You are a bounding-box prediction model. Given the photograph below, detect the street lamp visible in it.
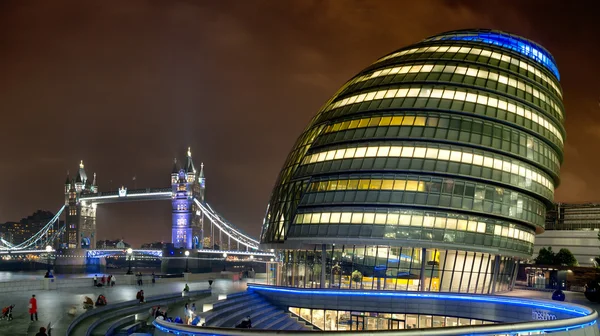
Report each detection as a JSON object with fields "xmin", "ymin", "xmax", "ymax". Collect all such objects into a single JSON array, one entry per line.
[
  {"xmin": 45, "ymin": 245, "xmax": 52, "ymax": 276},
  {"xmin": 222, "ymin": 252, "xmax": 228, "ymax": 272},
  {"xmin": 184, "ymin": 250, "xmax": 190, "ymax": 273},
  {"xmin": 126, "ymin": 248, "xmax": 133, "ymax": 274}
]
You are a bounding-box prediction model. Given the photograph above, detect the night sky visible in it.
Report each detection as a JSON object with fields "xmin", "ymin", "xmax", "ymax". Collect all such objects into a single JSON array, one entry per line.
[{"xmin": 1, "ymin": 1, "xmax": 599, "ymax": 247}]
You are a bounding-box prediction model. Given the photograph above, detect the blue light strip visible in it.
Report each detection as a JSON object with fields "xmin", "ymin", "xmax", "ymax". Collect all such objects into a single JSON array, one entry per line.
[
  {"xmin": 248, "ymin": 285, "xmax": 591, "ymax": 316},
  {"xmin": 432, "ymin": 32, "xmax": 560, "ymax": 80},
  {"xmin": 153, "ymin": 317, "xmax": 597, "ymax": 336}
]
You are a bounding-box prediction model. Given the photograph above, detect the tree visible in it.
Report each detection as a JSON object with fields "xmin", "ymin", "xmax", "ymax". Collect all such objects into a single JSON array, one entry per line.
[
  {"xmin": 534, "ymin": 247, "xmax": 556, "ymax": 265},
  {"xmin": 534, "ymin": 247, "xmax": 578, "ymax": 266},
  {"xmin": 555, "ymin": 248, "xmax": 578, "ymax": 266}
]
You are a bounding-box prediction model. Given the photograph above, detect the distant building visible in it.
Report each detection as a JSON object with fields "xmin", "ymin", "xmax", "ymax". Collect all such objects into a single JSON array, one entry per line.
[
  {"xmin": 534, "ymin": 203, "xmax": 600, "ymax": 267},
  {"xmin": 96, "ymin": 239, "xmax": 130, "ymax": 249},
  {"xmin": 141, "ymin": 241, "xmax": 166, "ymax": 249},
  {"xmin": 0, "ymin": 210, "xmax": 64, "ymax": 246}
]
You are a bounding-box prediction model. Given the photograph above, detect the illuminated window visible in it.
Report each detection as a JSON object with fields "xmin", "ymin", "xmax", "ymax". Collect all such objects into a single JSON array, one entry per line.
[
  {"xmin": 374, "ymin": 45, "xmax": 562, "ymax": 98},
  {"xmin": 294, "ymin": 210, "xmax": 533, "ymax": 244},
  {"xmin": 325, "ymin": 87, "xmax": 563, "ymax": 143},
  {"xmin": 303, "ymin": 145, "xmax": 553, "ymax": 192}
]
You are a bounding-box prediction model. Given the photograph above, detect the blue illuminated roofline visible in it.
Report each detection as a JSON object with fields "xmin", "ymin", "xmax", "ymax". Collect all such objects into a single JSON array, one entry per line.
[
  {"xmin": 248, "ymin": 285, "xmax": 591, "ymax": 316},
  {"xmin": 424, "ymin": 30, "xmax": 560, "ymax": 80}
]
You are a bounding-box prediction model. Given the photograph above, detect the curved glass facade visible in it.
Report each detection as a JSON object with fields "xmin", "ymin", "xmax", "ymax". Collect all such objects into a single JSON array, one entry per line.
[{"xmin": 261, "ymin": 29, "xmax": 564, "ymax": 294}]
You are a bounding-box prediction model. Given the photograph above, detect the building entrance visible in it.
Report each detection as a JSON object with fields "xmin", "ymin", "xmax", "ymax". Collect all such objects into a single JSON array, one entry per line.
[{"xmin": 351, "ymin": 315, "xmax": 365, "ymax": 330}]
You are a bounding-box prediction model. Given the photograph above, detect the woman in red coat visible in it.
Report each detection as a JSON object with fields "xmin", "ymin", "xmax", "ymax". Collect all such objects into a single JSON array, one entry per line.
[{"xmin": 29, "ymin": 294, "xmax": 38, "ymax": 321}]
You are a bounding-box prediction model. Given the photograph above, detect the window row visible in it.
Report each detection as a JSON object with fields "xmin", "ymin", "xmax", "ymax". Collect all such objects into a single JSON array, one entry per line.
[
  {"xmin": 317, "ymin": 90, "xmax": 562, "ymax": 150},
  {"xmin": 280, "ymin": 246, "xmax": 517, "ymax": 294},
  {"xmin": 319, "ymin": 113, "xmax": 560, "ymax": 169},
  {"xmin": 375, "ymin": 44, "xmax": 561, "ymax": 98},
  {"xmin": 425, "ymin": 32, "xmax": 560, "ymax": 80},
  {"xmin": 300, "ymin": 190, "xmax": 545, "ymax": 227},
  {"xmin": 289, "ymin": 307, "xmax": 493, "ymax": 331},
  {"xmin": 307, "ymin": 176, "xmax": 550, "ymax": 204},
  {"xmin": 298, "ymin": 157, "xmax": 553, "ymax": 204},
  {"xmin": 350, "ymin": 63, "xmax": 562, "ymax": 121},
  {"xmin": 302, "ymin": 145, "xmax": 553, "ymax": 192},
  {"xmin": 325, "ymin": 86, "xmax": 563, "ymax": 143},
  {"xmin": 294, "ymin": 210, "xmax": 534, "ymax": 243}
]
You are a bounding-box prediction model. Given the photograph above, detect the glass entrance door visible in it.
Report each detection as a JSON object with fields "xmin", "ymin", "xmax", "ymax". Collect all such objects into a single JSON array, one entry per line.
[
  {"xmin": 389, "ymin": 319, "xmax": 404, "ymax": 329},
  {"xmin": 351, "ymin": 315, "xmax": 365, "ymax": 330}
]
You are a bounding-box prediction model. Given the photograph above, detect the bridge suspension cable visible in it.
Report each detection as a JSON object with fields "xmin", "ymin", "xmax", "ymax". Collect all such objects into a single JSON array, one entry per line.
[
  {"xmin": 0, "ymin": 205, "xmax": 66, "ymax": 250},
  {"xmin": 194, "ymin": 198, "xmax": 259, "ymax": 250}
]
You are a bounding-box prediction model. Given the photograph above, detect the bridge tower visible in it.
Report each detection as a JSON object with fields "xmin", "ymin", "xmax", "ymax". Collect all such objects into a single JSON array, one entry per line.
[
  {"xmin": 64, "ymin": 161, "xmax": 98, "ymax": 249},
  {"xmin": 171, "ymin": 148, "xmax": 205, "ymax": 249}
]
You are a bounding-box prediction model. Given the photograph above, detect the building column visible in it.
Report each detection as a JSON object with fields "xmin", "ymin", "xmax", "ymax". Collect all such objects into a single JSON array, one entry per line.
[
  {"xmin": 320, "ymin": 244, "xmax": 326, "ymax": 288},
  {"xmin": 509, "ymin": 259, "xmax": 519, "ymax": 290},
  {"xmin": 419, "ymin": 248, "xmax": 427, "ymax": 291},
  {"xmin": 490, "ymin": 255, "xmax": 501, "ymax": 294}
]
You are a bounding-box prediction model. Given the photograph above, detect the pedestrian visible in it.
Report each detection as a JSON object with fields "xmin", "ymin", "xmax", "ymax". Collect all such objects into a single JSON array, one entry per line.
[
  {"xmin": 101, "ymin": 275, "xmax": 106, "ymax": 286},
  {"xmin": 35, "ymin": 326, "xmax": 47, "ymax": 336},
  {"xmin": 139, "ymin": 272, "xmax": 143, "ymax": 286},
  {"xmin": 139, "ymin": 290, "xmax": 145, "ymax": 303},
  {"xmin": 191, "ymin": 303, "xmax": 196, "ymax": 314},
  {"xmin": 107, "ymin": 275, "xmax": 112, "ymax": 286},
  {"xmin": 29, "ymin": 294, "xmax": 38, "ymax": 322},
  {"xmin": 111, "ymin": 275, "xmax": 116, "ymax": 287},
  {"xmin": 152, "ymin": 272, "xmax": 156, "ymax": 285},
  {"xmin": 93, "ymin": 274, "xmax": 97, "ymax": 286}
]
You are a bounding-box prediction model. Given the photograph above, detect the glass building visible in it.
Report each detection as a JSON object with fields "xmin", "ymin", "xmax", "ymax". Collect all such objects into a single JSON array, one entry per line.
[{"xmin": 261, "ymin": 29, "xmax": 565, "ymax": 294}]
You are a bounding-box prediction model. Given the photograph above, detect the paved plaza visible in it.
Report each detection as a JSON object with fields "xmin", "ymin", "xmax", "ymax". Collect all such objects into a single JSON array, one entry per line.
[
  {"xmin": 0, "ymin": 276, "xmax": 599, "ymax": 336},
  {"xmin": 0, "ymin": 277, "xmax": 249, "ymax": 335}
]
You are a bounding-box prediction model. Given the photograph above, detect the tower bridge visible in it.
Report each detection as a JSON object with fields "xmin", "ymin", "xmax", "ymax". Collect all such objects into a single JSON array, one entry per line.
[{"xmin": 0, "ymin": 148, "xmax": 260, "ymax": 253}]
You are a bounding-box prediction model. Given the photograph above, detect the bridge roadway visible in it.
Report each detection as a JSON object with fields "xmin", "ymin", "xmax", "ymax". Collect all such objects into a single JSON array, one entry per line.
[{"xmin": 0, "ymin": 276, "xmax": 250, "ymax": 336}]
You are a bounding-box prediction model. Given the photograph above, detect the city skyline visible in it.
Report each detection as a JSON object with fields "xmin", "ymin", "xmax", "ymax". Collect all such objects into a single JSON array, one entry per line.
[{"xmin": 1, "ymin": 1, "xmax": 599, "ymax": 247}]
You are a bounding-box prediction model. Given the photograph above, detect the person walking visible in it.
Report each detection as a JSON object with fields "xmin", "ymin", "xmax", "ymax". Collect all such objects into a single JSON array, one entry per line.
[
  {"xmin": 29, "ymin": 294, "xmax": 38, "ymax": 322},
  {"xmin": 101, "ymin": 275, "xmax": 106, "ymax": 286},
  {"xmin": 93, "ymin": 275, "xmax": 98, "ymax": 286},
  {"xmin": 107, "ymin": 275, "xmax": 112, "ymax": 286},
  {"xmin": 151, "ymin": 272, "xmax": 156, "ymax": 285},
  {"xmin": 111, "ymin": 275, "xmax": 116, "ymax": 287}
]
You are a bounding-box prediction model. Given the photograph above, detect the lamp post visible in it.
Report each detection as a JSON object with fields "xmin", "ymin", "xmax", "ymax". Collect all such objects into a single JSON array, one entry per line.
[
  {"xmin": 126, "ymin": 248, "xmax": 133, "ymax": 274},
  {"xmin": 45, "ymin": 245, "xmax": 52, "ymax": 276},
  {"xmin": 184, "ymin": 250, "xmax": 190, "ymax": 273},
  {"xmin": 222, "ymin": 252, "xmax": 227, "ymax": 272}
]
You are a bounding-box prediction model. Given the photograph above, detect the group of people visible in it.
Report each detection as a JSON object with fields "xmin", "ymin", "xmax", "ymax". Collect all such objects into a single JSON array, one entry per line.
[
  {"xmin": 136, "ymin": 290, "xmax": 145, "ymax": 303},
  {"xmin": 135, "ymin": 272, "xmax": 157, "ymax": 286},
  {"xmin": 6, "ymin": 295, "xmax": 48, "ymax": 335},
  {"xmin": 83, "ymin": 295, "xmax": 107, "ymax": 309},
  {"xmin": 183, "ymin": 303, "xmax": 198, "ymax": 324},
  {"xmin": 0, "ymin": 304, "xmax": 14, "ymax": 321},
  {"xmin": 152, "ymin": 302, "xmax": 201, "ymax": 326},
  {"xmin": 93, "ymin": 274, "xmax": 116, "ymax": 287}
]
